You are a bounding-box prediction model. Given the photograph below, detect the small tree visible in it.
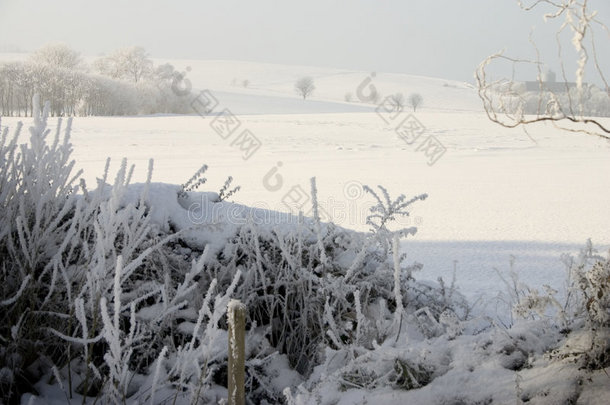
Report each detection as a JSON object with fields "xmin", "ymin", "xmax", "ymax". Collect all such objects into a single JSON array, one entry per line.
[
  {"xmin": 295, "ymin": 76, "xmax": 315, "ymax": 99},
  {"xmin": 154, "ymin": 63, "xmax": 176, "ymax": 83},
  {"xmin": 389, "ymin": 93, "xmax": 405, "ymax": 112},
  {"xmin": 409, "ymin": 93, "xmax": 423, "ymax": 112}
]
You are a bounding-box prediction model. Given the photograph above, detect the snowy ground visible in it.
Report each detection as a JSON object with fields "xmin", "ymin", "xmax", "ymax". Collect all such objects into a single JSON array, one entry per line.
[
  {"xmin": 3, "ymin": 57, "xmax": 610, "ymax": 404},
  {"xmin": 2, "ymin": 58, "xmax": 609, "ymax": 301}
]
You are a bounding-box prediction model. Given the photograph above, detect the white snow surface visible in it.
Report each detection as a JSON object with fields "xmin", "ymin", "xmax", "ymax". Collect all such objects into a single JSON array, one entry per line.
[
  {"xmin": 3, "ymin": 88, "xmax": 608, "ymax": 302},
  {"xmin": 3, "ymin": 56, "xmax": 609, "ymax": 405}
]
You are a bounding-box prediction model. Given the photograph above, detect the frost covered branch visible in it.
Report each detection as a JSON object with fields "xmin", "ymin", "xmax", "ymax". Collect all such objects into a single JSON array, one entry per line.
[{"xmin": 476, "ymin": 0, "xmax": 610, "ymax": 140}]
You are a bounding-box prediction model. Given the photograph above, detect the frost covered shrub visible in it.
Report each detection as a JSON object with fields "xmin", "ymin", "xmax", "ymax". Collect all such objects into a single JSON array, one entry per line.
[
  {"xmin": 213, "ymin": 221, "xmax": 394, "ymax": 374},
  {"xmin": 188, "ymin": 180, "xmax": 470, "ymax": 391},
  {"xmin": 512, "ymin": 240, "xmax": 610, "ymax": 371},
  {"xmin": 564, "ymin": 241, "xmax": 610, "ymax": 330},
  {"xmin": 0, "ymin": 98, "xmax": 83, "ymax": 401},
  {"xmin": 556, "ymin": 242, "xmax": 610, "ymax": 371},
  {"xmin": 0, "ymin": 99, "xmax": 238, "ymax": 403}
]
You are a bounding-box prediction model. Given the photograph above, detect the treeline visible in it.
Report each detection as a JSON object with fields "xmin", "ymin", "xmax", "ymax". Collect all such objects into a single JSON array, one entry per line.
[
  {"xmin": 493, "ymin": 81, "xmax": 610, "ymax": 118},
  {"xmin": 520, "ymin": 86, "xmax": 610, "ymax": 118},
  {"xmin": 0, "ymin": 44, "xmax": 192, "ymax": 117}
]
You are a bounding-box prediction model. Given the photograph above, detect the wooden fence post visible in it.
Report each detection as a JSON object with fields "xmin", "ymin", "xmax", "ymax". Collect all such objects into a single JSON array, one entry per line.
[{"xmin": 228, "ymin": 299, "xmax": 246, "ymax": 405}]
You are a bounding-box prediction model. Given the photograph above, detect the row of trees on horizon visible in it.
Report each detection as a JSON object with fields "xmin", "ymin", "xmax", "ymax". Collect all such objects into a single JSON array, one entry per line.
[{"xmin": 0, "ymin": 44, "xmax": 192, "ymax": 117}]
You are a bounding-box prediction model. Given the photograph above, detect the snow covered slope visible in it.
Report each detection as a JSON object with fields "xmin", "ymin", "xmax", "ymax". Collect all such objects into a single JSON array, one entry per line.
[
  {"xmin": 0, "ymin": 53, "xmax": 482, "ymax": 114},
  {"xmin": 154, "ymin": 58, "xmax": 482, "ymax": 113}
]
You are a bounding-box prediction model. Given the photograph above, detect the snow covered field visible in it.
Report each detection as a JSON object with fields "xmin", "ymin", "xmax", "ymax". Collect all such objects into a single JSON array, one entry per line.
[
  {"xmin": 3, "ymin": 59, "xmax": 608, "ymax": 306},
  {"xmin": 2, "ymin": 56, "xmax": 610, "ymax": 404}
]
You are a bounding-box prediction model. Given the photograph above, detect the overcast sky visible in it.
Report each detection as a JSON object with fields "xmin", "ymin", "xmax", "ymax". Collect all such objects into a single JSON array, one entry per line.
[{"xmin": 0, "ymin": 0, "xmax": 608, "ymax": 83}]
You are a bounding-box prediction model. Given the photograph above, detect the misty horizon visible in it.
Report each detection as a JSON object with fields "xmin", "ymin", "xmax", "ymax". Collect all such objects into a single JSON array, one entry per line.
[{"xmin": 1, "ymin": 0, "xmax": 609, "ymax": 83}]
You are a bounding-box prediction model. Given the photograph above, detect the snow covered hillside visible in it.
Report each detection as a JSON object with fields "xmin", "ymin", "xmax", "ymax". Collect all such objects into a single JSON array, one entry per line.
[
  {"xmin": 0, "ymin": 52, "xmax": 482, "ymax": 114},
  {"xmin": 152, "ymin": 58, "xmax": 482, "ymax": 113}
]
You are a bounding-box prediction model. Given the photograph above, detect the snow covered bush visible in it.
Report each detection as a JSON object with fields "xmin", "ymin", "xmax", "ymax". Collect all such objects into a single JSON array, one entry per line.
[
  {"xmin": 0, "ymin": 97, "xmax": 83, "ymax": 401},
  {"xmin": 288, "ymin": 243, "xmax": 610, "ymax": 404},
  {"xmin": 0, "ymin": 99, "xmax": 237, "ymax": 403},
  {"xmin": 511, "ymin": 240, "xmax": 610, "ymax": 372}
]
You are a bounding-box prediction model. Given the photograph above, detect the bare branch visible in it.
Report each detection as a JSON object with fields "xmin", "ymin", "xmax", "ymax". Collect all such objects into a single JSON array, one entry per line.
[{"xmin": 477, "ymin": 0, "xmax": 610, "ymax": 140}]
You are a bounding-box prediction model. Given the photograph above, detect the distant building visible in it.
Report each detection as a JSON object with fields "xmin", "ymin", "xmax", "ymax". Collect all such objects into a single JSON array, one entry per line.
[{"xmin": 523, "ymin": 70, "xmax": 584, "ymax": 92}]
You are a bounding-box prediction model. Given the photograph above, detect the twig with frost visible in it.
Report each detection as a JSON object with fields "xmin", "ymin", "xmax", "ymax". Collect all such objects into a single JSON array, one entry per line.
[
  {"xmin": 310, "ymin": 177, "xmax": 328, "ymax": 269},
  {"xmin": 392, "ymin": 235, "xmax": 405, "ymax": 344}
]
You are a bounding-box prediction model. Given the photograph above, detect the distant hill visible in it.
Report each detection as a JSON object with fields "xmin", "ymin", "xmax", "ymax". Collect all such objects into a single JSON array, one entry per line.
[
  {"xmin": 0, "ymin": 52, "xmax": 483, "ymax": 115},
  {"xmin": 153, "ymin": 59, "xmax": 483, "ymax": 114}
]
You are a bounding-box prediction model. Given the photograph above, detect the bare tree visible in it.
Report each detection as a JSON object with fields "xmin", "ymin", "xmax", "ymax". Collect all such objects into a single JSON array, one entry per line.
[
  {"xmin": 476, "ymin": 0, "xmax": 609, "ymax": 140},
  {"xmin": 409, "ymin": 93, "xmax": 423, "ymax": 112},
  {"xmin": 154, "ymin": 63, "xmax": 176, "ymax": 83},
  {"xmin": 295, "ymin": 76, "xmax": 315, "ymax": 99},
  {"xmin": 94, "ymin": 46, "xmax": 153, "ymax": 83},
  {"xmin": 30, "ymin": 43, "xmax": 83, "ymax": 70},
  {"xmin": 389, "ymin": 93, "xmax": 405, "ymax": 111},
  {"xmin": 0, "ymin": 62, "xmax": 20, "ymax": 116}
]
